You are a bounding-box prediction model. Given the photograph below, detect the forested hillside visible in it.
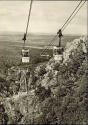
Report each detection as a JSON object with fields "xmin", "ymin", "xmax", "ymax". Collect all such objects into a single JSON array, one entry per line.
[{"xmin": 0, "ymin": 36, "xmax": 88, "ymax": 124}]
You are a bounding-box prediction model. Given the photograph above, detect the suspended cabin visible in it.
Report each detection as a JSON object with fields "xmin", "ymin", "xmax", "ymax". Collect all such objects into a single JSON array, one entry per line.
[
  {"xmin": 53, "ymin": 29, "xmax": 64, "ymax": 61},
  {"xmin": 22, "ymin": 49, "xmax": 30, "ymax": 63},
  {"xmin": 21, "ymin": 33, "xmax": 30, "ymax": 63},
  {"xmin": 53, "ymin": 46, "xmax": 63, "ymax": 61}
]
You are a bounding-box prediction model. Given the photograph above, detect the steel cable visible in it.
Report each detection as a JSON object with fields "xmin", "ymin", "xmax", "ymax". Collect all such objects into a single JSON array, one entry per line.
[
  {"xmin": 39, "ymin": 1, "xmax": 86, "ymax": 56},
  {"xmin": 62, "ymin": 0, "xmax": 86, "ymax": 32}
]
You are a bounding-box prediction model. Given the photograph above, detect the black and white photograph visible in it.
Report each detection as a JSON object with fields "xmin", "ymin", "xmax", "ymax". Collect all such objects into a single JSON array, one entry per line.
[{"xmin": 0, "ymin": 0, "xmax": 87, "ymax": 124}]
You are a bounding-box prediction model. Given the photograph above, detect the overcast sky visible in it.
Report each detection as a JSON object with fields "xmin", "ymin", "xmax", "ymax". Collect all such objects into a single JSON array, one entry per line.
[{"xmin": 0, "ymin": 1, "xmax": 87, "ymax": 35}]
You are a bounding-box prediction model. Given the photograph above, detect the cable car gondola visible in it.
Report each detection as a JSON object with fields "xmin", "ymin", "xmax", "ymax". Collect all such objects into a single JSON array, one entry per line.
[
  {"xmin": 53, "ymin": 46, "xmax": 63, "ymax": 61},
  {"xmin": 22, "ymin": 48, "xmax": 30, "ymax": 63},
  {"xmin": 53, "ymin": 29, "xmax": 64, "ymax": 61},
  {"xmin": 21, "ymin": 33, "xmax": 30, "ymax": 63}
]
